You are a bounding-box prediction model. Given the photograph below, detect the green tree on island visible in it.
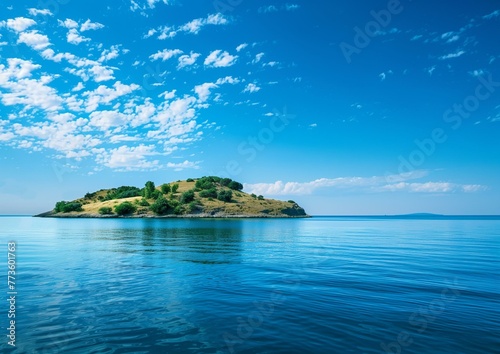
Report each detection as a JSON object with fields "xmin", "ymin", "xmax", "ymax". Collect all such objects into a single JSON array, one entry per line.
[
  {"xmin": 143, "ymin": 181, "xmax": 156, "ymax": 199},
  {"xmin": 161, "ymin": 184, "xmax": 171, "ymax": 194}
]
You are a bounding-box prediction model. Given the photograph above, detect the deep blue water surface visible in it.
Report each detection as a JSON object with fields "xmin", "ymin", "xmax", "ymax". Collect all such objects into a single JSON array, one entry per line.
[{"xmin": 0, "ymin": 216, "xmax": 499, "ymax": 353}]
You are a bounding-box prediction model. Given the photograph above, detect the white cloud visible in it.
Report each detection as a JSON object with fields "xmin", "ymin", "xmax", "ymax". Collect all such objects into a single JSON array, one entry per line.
[
  {"xmin": 89, "ymin": 110, "xmax": 131, "ymax": 130},
  {"xmin": 259, "ymin": 5, "xmax": 278, "ymax": 13},
  {"xmin": 285, "ymin": 4, "xmax": 300, "ymax": 11},
  {"xmin": 0, "ymin": 132, "xmax": 15, "ymax": 141},
  {"xmin": 194, "ymin": 82, "xmax": 218, "ymax": 102},
  {"xmin": 177, "ymin": 52, "xmax": 200, "ymax": 69},
  {"xmin": 216, "ymin": 76, "xmax": 240, "ymax": 85},
  {"xmin": 263, "ymin": 61, "xmax": 279, "ymax": 67},
  {"xmin": 167, "ymin": 160, "xmax": 200, "ymax": 171},
  {"xmin": 439, "ymin": 50, "xmax": 465, "ymax": 60},
  {"xmin": 252, "ymin": 52, "xmax": 264, "ymax": 64},
  {"xmin": 143, "ymin": 28, "xmax": 157, "ymax": 38},
  {"xmin": 151, "ymin": 13, "xmax": 229, "ymax": 40},
  {"xmin": 236, "ymin": 43, "xmax": 248, "ymax": 52},
  {"xmin": 150, "ymin": 48, "xmax": 183, "ymax": 61},
  {"xmin": 66, "ymin": 28, "xmax": 90, "ymax": 45},
  {"xmin": 179, "ymin": 13, "xmax": 228, "ymax": 34},
  {"xmin": 130, "ymin": 0, "xmax": 170, "ymax": 12},
  {"xmin": 206, "ymin": 13, "xmax": 228, "ymax": 25},
  {"xmin": 99, "ymin": 45, "xmax": 120, "ymax": 62},
  {"xmin": 109, "ymin": 134, "xmax": 141, "ymax": 143},
  {"xmin": 80, "ymin": 19, "xmax": 104, "ymax": 31},
  {"xmin": 97, "ymin": 144, "xmax": 160, "ymax": 170},
  {"xmin": 259, "ymin": 4, "xmax": 300, "ymax": 13},
  {"xmin": 28, "ymin": 9, "xmax": 53, "ymax": 16},
  {"xmin": 58, "ymin": 18, "xmax": 78, "ymax": 29},
  {"xmin": 82, "ymin": 81, "xmax": 140, "ymax": 112},
  {"xmin": 0, "ymin": 58, "xmax": 63, "ymax": 112},
  {"xmin": 72, "ymin": 82, "xmax": 85, "ymax": 91},
  {"xmin": 17, "ymin": 30, "xmax": 50, "ymax": 50},
  {"xmin": 243, "ymin": 83, "xmax": 260, "ymax": 93},
  {"xmin": 243, "ymin": 171, "xmax": 486, "ymax": 196},
  {"xmin": 204, "ymin": 50, "xmax": 238, "ymax": 68},
  {"xmin": 379, "ymin": 182, "xmax": 486, "ymax": 193},
  {"xmin": 1, "ymin": 17, "xmax": 36, "ymax": 32}
]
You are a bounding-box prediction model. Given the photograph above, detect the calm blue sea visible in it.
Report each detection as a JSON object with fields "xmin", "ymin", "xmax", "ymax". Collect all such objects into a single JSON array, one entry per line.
[{"xmin": 0, "ymin": 216, "xmax": 499, "ymax": 354}]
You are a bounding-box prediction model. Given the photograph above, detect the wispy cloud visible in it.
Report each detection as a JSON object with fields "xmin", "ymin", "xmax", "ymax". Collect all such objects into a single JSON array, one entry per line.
[
  {"xmin": 177, "ymin": 52, "xmax": 201, "ymax": 69},
  {"xmin": 483, "ymin": 10, "xmax": 500, "ymax": 20},
  {"xmin": 439, "ymin": 50, "xmax": 465, "ymax": 60},
  {"xmin": 244, "ymin": 171, "xmax": 487, "ymax": 195},
  {"xmin": 28, "ymin": 8, "xmax": 53, "ymax": 17},
  {"xmin": 166, "ymin": 160, "xmax": 200, "ymax": 171},
  {"xmin": 204, "ymin": 50, "xmax": 238, "ymax": 68},
  {"xmin": 149, "ymin": 48, "xmax": 183, "ymax": 61},
  {"xmin": 145, "ymin": 13, "xmax": 229, "ymax": 39},
  {"xmin": 258, "ymin": 4, "xmax": 300, "ymax": 13},
  {"xmin": 379, "ymin": 70, "xmax": 393, "ymax": 81},
  {"xmin": 130, "ymin": 0, "xmax": 170, "ymax": 13},
  {"xmin": 441, "ymin": 31, "xmax": 460, "ymax": 43},
  {"xmin": 243, "ymin": 83, "xmax": 261, "ymax": 93},
  {"xmin": 236, "ymin": 43, "xmax": 248, "ymax": 52}
]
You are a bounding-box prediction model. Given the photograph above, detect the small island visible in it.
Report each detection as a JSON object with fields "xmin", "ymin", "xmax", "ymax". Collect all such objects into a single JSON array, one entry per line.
[{"xmin": 36, "ymin": 176, "xmax": 308, "ymax": 218}]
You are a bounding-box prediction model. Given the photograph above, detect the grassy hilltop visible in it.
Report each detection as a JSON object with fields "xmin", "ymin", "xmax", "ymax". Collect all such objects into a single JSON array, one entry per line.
[{"xmin": 37, "ymin": 176, "xmax": 308, "ymax": 218}]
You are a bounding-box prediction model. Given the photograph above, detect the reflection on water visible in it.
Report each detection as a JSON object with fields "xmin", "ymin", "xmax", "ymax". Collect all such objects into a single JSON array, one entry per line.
[
  {"xmin": 88, "ymin": 219, "xmax": 245, "ymax": 264},
  {"xmin": 0, "ymin": 216, "xmax": 498, "ymax": 353}
]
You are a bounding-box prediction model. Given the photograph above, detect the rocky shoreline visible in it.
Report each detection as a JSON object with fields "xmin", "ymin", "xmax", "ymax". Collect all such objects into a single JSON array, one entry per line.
[{"xmin": 35, "ymin": 211, "xmax": 310, "ymax": 219}]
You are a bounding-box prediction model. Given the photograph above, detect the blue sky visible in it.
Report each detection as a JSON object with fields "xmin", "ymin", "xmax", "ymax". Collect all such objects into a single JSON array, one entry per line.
[{"xmin": 0, "ymin": 0, "xmax": 499, "ymax": 215}]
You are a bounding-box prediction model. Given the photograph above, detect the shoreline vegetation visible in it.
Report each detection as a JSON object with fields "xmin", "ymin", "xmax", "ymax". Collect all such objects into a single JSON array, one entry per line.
[{"xmin": 35, "ymin": 176, "xmax": 308, "ymax": 219}]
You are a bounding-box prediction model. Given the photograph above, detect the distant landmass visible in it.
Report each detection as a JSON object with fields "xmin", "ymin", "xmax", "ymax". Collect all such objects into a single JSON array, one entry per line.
[{"xmin": 35, "ymin": 176, "xmax": 308, "ymax": 218}]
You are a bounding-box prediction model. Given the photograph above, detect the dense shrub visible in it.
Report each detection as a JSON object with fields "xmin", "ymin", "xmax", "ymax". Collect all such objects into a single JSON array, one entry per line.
[
  {"xmin": 84, "ymin": 192, "xmax": 96, "ymax": 199},
  {"xmin": 217, "ymin": 190, "xmax": 233, "ymax": 202},
  {"xmin": 199, "ymin": 188, "xmax": 217, "ymax": 198},
  {"xmin": 55, "ymin": 201, "xmax": 83, "ymax": 213},
  {"xmin": 55, "ymin": 201, "xmax": 67, "ymax": 213},
  {"xmin": 138, "ymin": 198, "xmax": 150, "ymax": 206},
  {"xmin": 180, "ymin": 190, "xmax": 195, "ymax": 204},
  {"xmin": 98, "ymin": 207, "xmax": 113, "ymax": 215},
  {"xmin": 104, "ymin": 186, "xmax": 142, "ymax": 200},
  {"xmin": 161, "ymin": 184, "xmax": 171, "ymax": 194},
  {"xmin": 187, "ymin": 201, "xmax": 199, "ymax": 213},
  {"xmin": 63, "ymin": 202, "xmax": 82, "ymax": 213},
  {"xmin": 257, "ymin": 195, "xmax": 264, "ymax": 200},
  {"xmin": 150, "ymin": 196, "xmax": 172, "ymax": 215},
  {"xmin": 173, "ymin": 205, "xmax": 184, "ymax": 215},
  {"xmin": 186, "ymin": 178, "xmax": 195, "ymax": 182},
  {"xmin": 220, "ymin": 178, "xmax": 232, "ymax": 187},
  {"xmin": 195, "ymin": 178, "xmax": 215, "ymax": 190},
  {"xmin": 228, "ymin": 181, "xmax": 243, "ymax": 191},
  {"xmin": 171, "ymin": 184, "xmax": 179, "ymax": 194},
  {"xmin": 151, "ymin": 189, "xmax": 162, "ymax": 200},
  {"xmin": 288, "ymin": 200, "xmax": 296, "ymax": 204},
  {"xmin": 114, "ymin": 202, "xmax": 137, "ymax": 216},
  {"xmin": 251, "ymin": 193, "xmax": 257, "ymax": 199}
]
